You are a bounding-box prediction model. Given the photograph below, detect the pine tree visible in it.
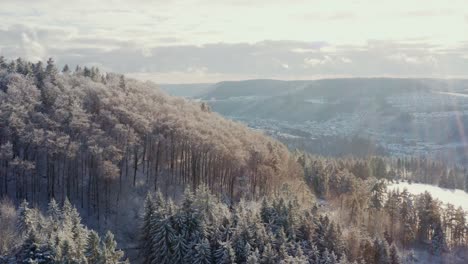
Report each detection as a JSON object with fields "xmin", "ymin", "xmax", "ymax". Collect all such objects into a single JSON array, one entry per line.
[
  {"xmin": 338, "ymin": 255, "xmax": 350, "ymax": 264},
  {"xmin": 389, "ymin": 244, "xmax": 401, "ymax": 264},
  {"xmin": 171, "ymin": 234, "xmax": 188, "ymax": 264},
  {"xmin": 320, "ymin": 249, "xmax": 337, "ymax": 264},
  {"xmin": 70, "ymin": 206, "xmax": 87, "ymax": 262},
  {"xmin": 294, "ymin": 246, "xmax": 308, "ymax": 263},
  {"xmin": 85, "ymin": 230, "xmax": 102, "ymax": 264},
  {"xmin": 326, "ymin": 222, "xmax": 345, "ymax": 258},
  {"xmin": 62, "ymin": 198, "xmax": 74, "ymax": 234},
  {"xmin": 465, "ymin": 173, "xmax": 468, "ymax": 192},
  {"xmin": 83, "ymin": 67, "xmax": 91, "ymax": 77},
  {"xmin": 430, "ymin": 224, "xmax": 447, "ymax": 256},
  {"xmin": 308, "ymin": 244, "xmax": 321, "ymax": 264},
  {"xmin": 374, "ymin": 239, "xmax": 390, "ymax": 264},
  {"xmin": 141, "ymin": 194, "xmax": 156, "ymax": 264},
  {"xmin": 151, "ymin": 217, "xmax": 175, "ymax": 264},
  {"xmin": 62, "ymin": 64, "xmax": 70, "ymax": 73},
  {"xmin": 261, "ymin": 243, "xmax": 277, "ymax": 264},
  {"xmin": 370, "ymin": 181, "xmax": 386, "ymax": 211},
  {"xmin": 247, "ymin": 248, "xmax": 260, "ymax": 264},
  {"xmin": 193, "ymin": 238, "xmax": 212, "ymax": 264},
  {"xmin": 358, "ymin": 238, "xmax": 374, "ymax": 264},
  {"xmin": 233, "ymin": 237, "xmax": 250, "ymax": 264},
  {"xmin": 45, "ymin": 58, "xmax": 58, "ymax": 84},
  {"xmin": 47, "ymin": 198, "xmax": 61, "ymax": 224},
  {"xmin": 181, "ymin": 189, "xmax": 205, "ymax": 244},
  {"xmin": 119, "ymin": 75, "xmax": 126, "ymax": 90},
  {"xmin": 260, "ymin": 199, "xmax": 273, "ymax": 224},
  {"xmin": 214, "ymin": 241, "xmax": 236, "ymax": 264},
  {"xmin": 0, "ymin": 56, "xmax": 6, "ymax": 69},
  {"xmin": 60, "ymin": 239, "xmax": 76, "ymax": 264},
  {"xmin": 17, "ymin": 200, "xmax": 37, "ymax": 237},
  {"xmin": 101, "ymin": 231, "xmax": 125, "ymax": 264}
]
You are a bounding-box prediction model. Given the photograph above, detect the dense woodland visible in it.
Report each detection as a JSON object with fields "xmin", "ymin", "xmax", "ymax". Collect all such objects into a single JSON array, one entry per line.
[
  {"xmin": 0, "ymin": 57, "xmax": 295, "ymax": 223},
  {"xmin": 0, "ymin": 57, "xmax": 467, "ymax": 263},
  {"xmin": 298, "ymin": 153, "xmax": 468, "ymax": 262},
  {"xmin": 0, "ymin": 198, "xmax": 127, "ymax": 263}
]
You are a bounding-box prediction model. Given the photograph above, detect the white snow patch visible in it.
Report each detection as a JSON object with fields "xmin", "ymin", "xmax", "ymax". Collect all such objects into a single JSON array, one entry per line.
[{"xmin": 388, "ymin": 181, "xmax": 468, "ymax": 211}]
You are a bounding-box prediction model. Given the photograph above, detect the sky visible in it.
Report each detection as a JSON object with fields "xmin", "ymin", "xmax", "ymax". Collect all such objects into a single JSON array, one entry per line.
[{"xmin": 0, "ymin": 0, "xmax": 468, "ymax": 83}]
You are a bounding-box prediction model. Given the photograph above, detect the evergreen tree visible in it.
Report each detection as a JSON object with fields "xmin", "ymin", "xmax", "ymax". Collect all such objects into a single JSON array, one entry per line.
[
  {"xmin": 389, "ymin": 244, "xmax": 401, "ymax": 264},
  {"xmin": 85, "ymin": 230, "xmax": 102, "ymax": 264},
  {"xmin": 320, "ymin": 249, "xmax": 337, "ymax": 264},
  {"xmin": 83, "ymin": 67, "xmax": 92, "ymax": 77},
  {"xmin": 465, "ymin": 173, "xmax": 468, "ymax": 192},
  {"xmin": 370, "ymin": 181, "xmax": 386, "ymax": 211},
  {"xmin": 192, "ymin": 238, "xmax": 212, "ymax": 264},
  {"xmin": 374, "ymin": 238, "xmax": 390, "ymax": 264},
  {"xmin": 151, "ymin": 217, "xmax": 175, "ymax": 264},
  {"xmin": 101, "ymin": 231, "xmax": 125, "ymax": 264},
  {"xmin": 171, "ymin": 234, "xmax": 188, "ymax": 264},
  {"xmin": 60, "ymin": 239, "xmax": 77, "ymax": 264},
  {"xmin": 338, "ymin": 255, "xmax": 350, "ymax": 264},
  {"xmin": 47, "ymin": 198, "xmax": 61, "ymax": 225},
  {"xmin": 119, "ymin": 75, "xmax": 126, "ymax": 90},
  {"xmin": 70, "ymin": 207, "xmax": 87, "ymax": 262},
  {"xmin": 141, "ymin": 194, "xmax": 156, "ymax": 264},
  {"xmin": 214, "ymin": 241, "xmax": 236, "ymax": 264},
  {"xmin": 358, "ymin": 239, "xmax": 374, "ymax": 264},
  {"xmin": 247, "ymin": 248, "xmax": 260, "ymax": 264},
  {"xmin": 45, "ymin": 58, "xmax": 58, "ymax": 84},
  {"xmin": 326, "ymin": 223, "xmax": 345, "ymax": 258},
  {"xmin": 17, "ymin": 200, "xmax": 37, "ymax": 237},
  {"xmin": 430, "ymin": 224, "xmax": 447, "ymax": 256},
  {"xmin": 62, "ymin": 64, "xmax": 70, "ymax": 73},
  {"xmin": 0, "ymin": 56, "xmax": 6, "ymax": 69},
  {"xmin": 261, "ymin": 243, "xmax": 277, "ymax": 264}
]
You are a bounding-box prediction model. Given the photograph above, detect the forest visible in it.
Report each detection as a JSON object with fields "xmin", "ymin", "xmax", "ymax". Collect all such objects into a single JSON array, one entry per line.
[
  {"xmin": 0, "ymin": 56, "xmax": 295, "ymax": 220},
  {"xmin": 0, "ymin": 57, "xmax": 467, "ymax": 263}
]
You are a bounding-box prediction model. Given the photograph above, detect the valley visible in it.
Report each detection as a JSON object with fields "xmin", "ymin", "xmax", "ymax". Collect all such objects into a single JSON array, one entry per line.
[{"xmin": 162, "ymin": 78, "xmax": 468, "ymax": 161}]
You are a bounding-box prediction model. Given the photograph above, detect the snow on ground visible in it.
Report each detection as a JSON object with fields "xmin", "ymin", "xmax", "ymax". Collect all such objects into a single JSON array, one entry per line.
[{"xmin": 388, "ymin": 181, "xmax": 468, "ymax": 211}]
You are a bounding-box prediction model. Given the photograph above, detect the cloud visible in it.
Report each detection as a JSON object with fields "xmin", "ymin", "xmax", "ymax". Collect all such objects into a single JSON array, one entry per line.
[
  {"xmin": 404, "ymin": 9, "xmax": 454, "ymax": 17},
  {"xmin": 304, "ymin": 56, "xmax": 351, "ymax": 67},
  {"xmin": 2, "ymin": 25, "xmax": 467, "ymax": 83},
  {"xmin": 21, "ymin": 32, "xmax": 46, "ymax": 61},
  {"xmin": 386, "ymin": 53, "xmax": 437, "ymax": 65},
  {"xmin": 327, "ymin": 12, "xmax": 356, "ymax": 20},
  {"xmin": 341, "ymin": 57, "xmax": 352, "ymax": 63}
]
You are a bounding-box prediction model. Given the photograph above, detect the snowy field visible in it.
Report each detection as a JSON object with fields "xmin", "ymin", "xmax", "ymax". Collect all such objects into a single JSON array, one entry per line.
[{"xmin": 388, "ymin": 181, "xmax": 468, "ymax": 211}]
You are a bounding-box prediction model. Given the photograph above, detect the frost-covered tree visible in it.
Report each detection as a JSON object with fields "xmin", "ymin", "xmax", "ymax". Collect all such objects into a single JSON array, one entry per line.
[
  {"xmin": 101, "ymin": 231, "xmax": 125, "ymax": 264},
  {"xmin": 141, "ymin": 193, "xmax": 156, "ymax": 264},
  {"xmin": 374, "ymin": 238, "xmax": 390, "ymax": 264},
  {"xmin": 246, "ymin": 248, "xmax": 260, "ymax": 264},
  {"xmin": 151, "ymin": 217, "xmax": 175, "ymax": 264},
  {"xmin": 171, "ymin": 234, "xmax": 188, "ymax": 264},
  {"xmin": 1, "ymin": 198, "xmax": 125, "ymax": 263},
  {"xmin": 214, "ymin": 241, "xmax": 236, "ymax": 264},
  {"xmin": 192, "ymin": 238, "xmax": 212, "ymax": 264},
  {"xmin": 430, "ymin": 223, "xmax": 447, "ymax": 256},
  {"xmin": 85, "ymin": 230, "xmax": 102, "ymax": 264},
  {"xmin": 389, "ymin": 244, "xmax": 401, "ymax": 264},
  {"xmin": 261, "ymin": 243, "xmax": 277, "ymax": 264}
]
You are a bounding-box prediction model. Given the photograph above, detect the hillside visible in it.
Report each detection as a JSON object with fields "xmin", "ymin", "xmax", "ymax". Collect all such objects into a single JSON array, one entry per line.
[
  {"xmin": 158, "ymin": 83, "xmax": 214, "ymax": 97},
  {"xmin": 0, "ymin": 58, "xmax": 467, "ymax": 263},
  {"xmin": 0, "ymin": 57, "xmax": 301, "ymax": 254},
  {"xmin": 171, "ymin": 78, "xmax": 468, "ymax": 161}
]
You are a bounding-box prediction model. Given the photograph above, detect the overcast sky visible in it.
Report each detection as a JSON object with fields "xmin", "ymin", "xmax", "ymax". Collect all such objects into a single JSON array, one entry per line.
[{"xmin": 1, "ymin": 0, "xmax": 468, "ymax": 83}]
